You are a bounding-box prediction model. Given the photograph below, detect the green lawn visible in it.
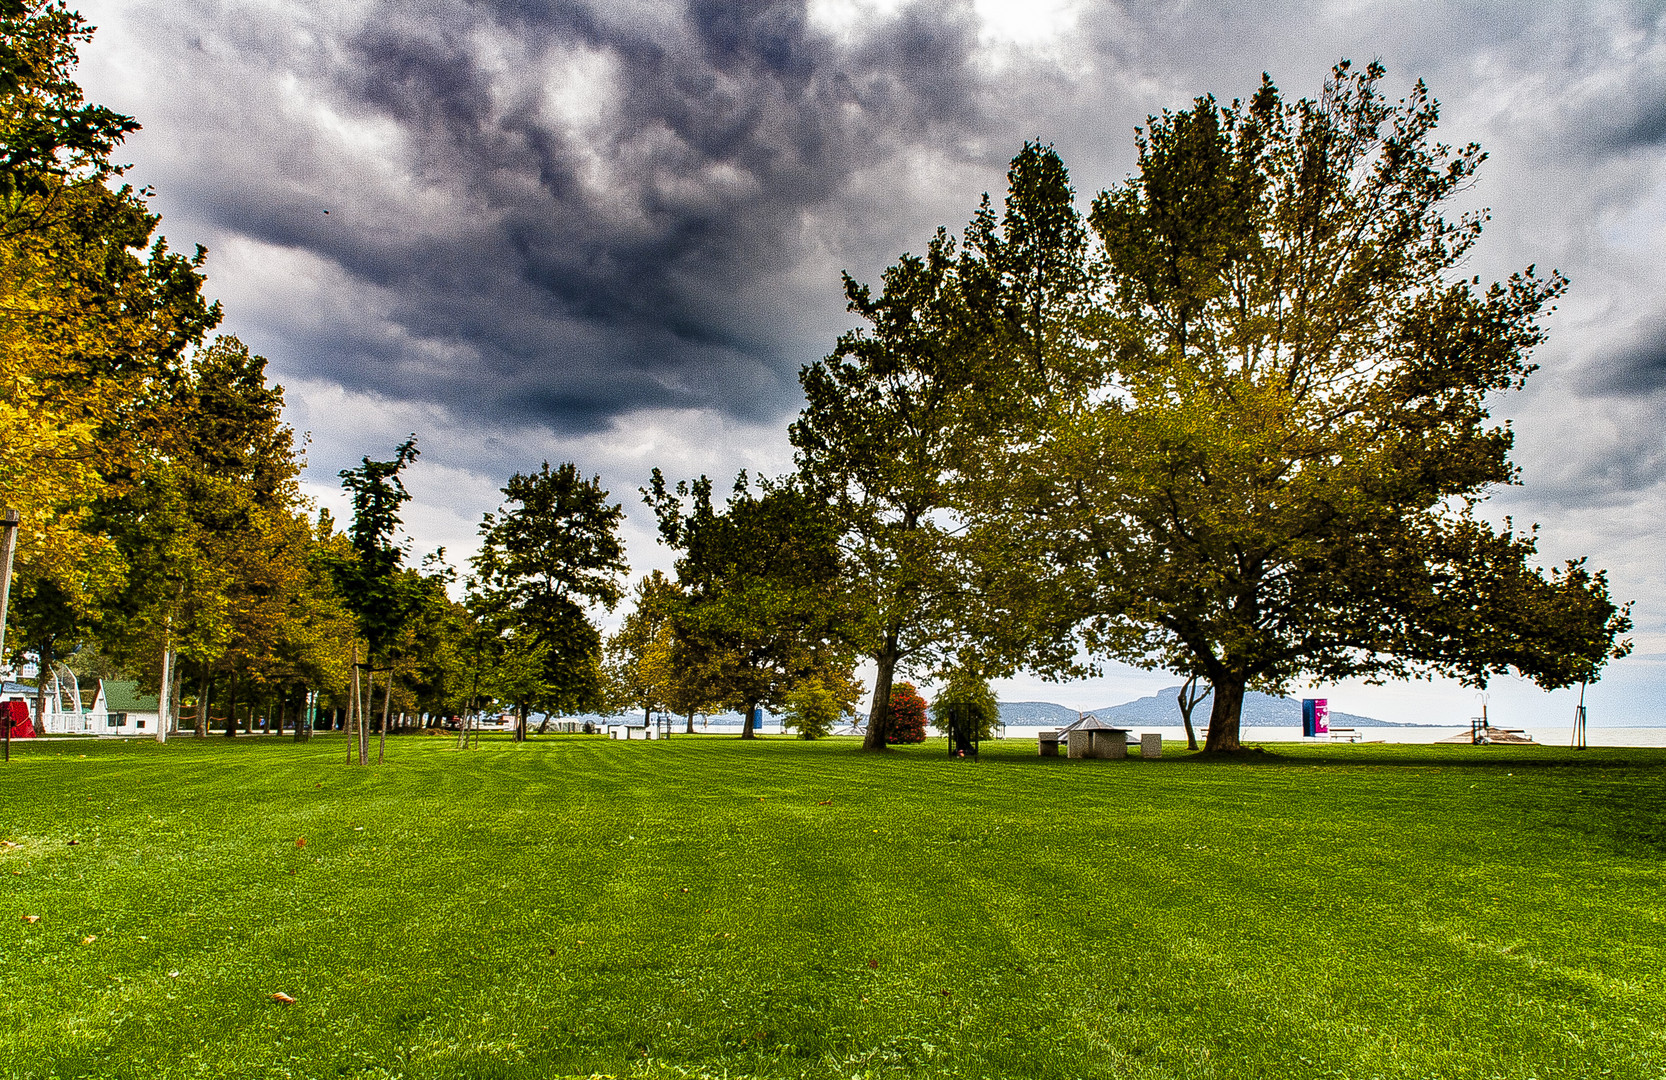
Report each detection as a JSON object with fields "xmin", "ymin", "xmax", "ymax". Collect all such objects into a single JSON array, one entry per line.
[{"xmin": 2, "ymin": 734, "xmax": 1663, "ymax": 1079}]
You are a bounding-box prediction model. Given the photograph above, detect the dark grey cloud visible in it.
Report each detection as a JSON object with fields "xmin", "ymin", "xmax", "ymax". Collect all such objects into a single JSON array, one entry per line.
[
  {"xmin": 1594, "ymin": 321, "xmax": 1666, "ymax": 395},
  {"xmin": 144, "ymin": 0, "xmax": 1002, "ymax": 435}
]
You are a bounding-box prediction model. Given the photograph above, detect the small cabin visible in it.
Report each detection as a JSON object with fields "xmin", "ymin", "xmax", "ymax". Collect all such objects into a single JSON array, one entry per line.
[{"xmin": 101, "ymin": 681, "xmax": 158, "ymax": 734}]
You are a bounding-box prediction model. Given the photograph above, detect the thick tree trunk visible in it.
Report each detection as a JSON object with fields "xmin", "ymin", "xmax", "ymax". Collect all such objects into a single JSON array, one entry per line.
[
  {"xmin": 862, "ymin": 638, "xmax": 900, "ymax": 752},
  {"xmin": 1201, "ymin": 677, "xmax": 1246, "ymax": 753},
  {"xmin": 685, "ymin": 709, "xmax": 694, "ymax": 735},
  {"xmin": 740, "ymin": 700, "xmax": 758, "ymax": 739}
]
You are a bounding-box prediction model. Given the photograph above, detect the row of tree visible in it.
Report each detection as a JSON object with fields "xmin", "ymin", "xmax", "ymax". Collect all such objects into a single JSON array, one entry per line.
[
  {"xmin": 0, "ymin": 5, "xmax": 1631, "ymax": 756},
  {"xmin": 0, "ymin": 4, "xmax": 628, "ymax": 747},
  {"xmin": 614, "ymin": 61, "xmax": 1632, "ymax": 753}
]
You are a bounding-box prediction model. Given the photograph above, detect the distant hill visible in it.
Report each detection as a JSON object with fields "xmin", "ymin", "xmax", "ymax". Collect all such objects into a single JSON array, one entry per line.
[
  {"xmin": 999, "ymin": 687, "xmax": 1401, "ymax": 729},
  {"xmin": 993, "ymin": 701, "xmax": 1081, "ymax": 727}
]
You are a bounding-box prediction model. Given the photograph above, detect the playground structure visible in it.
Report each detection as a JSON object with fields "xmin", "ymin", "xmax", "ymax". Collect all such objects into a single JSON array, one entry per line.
[{"xmin": 0, "ymin": 667, "xmax": 123, "ymax": 735}]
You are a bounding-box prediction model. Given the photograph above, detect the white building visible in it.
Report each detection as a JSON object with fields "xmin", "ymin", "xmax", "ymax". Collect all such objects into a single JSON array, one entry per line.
[{"xmin": 1, "ymin": 669, "xmax": 160, "ymax": 735}]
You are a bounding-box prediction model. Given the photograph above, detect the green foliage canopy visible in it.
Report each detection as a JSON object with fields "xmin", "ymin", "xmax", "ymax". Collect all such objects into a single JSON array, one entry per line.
[{"xmin": 964, "ymin": 63, "xmax": 1631, "ymax": 752}]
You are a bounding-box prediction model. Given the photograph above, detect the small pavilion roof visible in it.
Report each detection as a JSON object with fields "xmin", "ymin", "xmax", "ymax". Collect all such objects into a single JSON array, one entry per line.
[{"xmin": 1057, "ymin": 713, "xmax": 1126, "ymax": 734}]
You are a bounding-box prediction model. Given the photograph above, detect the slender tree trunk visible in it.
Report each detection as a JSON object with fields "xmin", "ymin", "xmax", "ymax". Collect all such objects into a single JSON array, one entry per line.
[
  {"xmin": 1177, "ymin": 674, "xmax": 1208, "ymax": 752},
  {"xmin": 294, "ymin": 687, "xmax": 308, "ymax": 742},
  {"xmin": 196, "ymin": 664, "xmax": 211, "ymax": 739},
  {"xmin": 1201, "ymin": 677, "xmax": 1246, "ymax": 754},
  {"xmin": 378, "ymin": 675, "xmax": 391, "ymax": 764},
  {"xmin": 156, "ymin": 639, "xmax": 172, "ymax": 744},
  {"xmin": 225, "ymin": 671, "xmax": 238, "ymax": 737},
  {"xmin": 34, "ymin": 638, "xmax": 54, "ymax": 734},
  {"xmin": 862, "ymin": 635, "xmax": 901, "ymax": 752},
  {"xmin": 170, "ymin": 655, "xmax": 184, "ymax": 737},
  {"xmin": 685, "ymin": 709, "xmax": 694, "ymax": 735}
]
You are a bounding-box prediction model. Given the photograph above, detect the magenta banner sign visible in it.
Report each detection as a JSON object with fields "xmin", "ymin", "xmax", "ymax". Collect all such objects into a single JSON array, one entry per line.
[{"xmin": 1302, "ymin": 698, "xmax": 1329, "ymax": 737}]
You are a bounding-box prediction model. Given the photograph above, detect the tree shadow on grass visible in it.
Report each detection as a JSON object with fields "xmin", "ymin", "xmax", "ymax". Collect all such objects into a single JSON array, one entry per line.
[{"xmin": 977, "ymin": 741, "xmax": 1665, "ymax": 772}]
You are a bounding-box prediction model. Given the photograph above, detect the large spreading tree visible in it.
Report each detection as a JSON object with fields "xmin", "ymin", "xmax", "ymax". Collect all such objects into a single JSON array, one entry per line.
[{"xmin": 967, "ymin": 62, "xmax": 1630, "ymax": 751}]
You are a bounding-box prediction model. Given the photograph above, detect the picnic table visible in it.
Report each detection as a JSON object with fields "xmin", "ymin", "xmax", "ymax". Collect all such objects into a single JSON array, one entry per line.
[{"xmin": 1037, "ymin": 716, "xmax": 1162, "ymax": 759}]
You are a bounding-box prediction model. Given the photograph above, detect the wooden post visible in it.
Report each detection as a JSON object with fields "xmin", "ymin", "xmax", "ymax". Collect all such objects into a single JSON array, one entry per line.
[
  {"xmin": 0, "ymin": 509, "xmax": 18, "ymax": 762},
  {"xmin": 360, "ymin": 666, "xmax": 371, "ymax": 765},
  {"xmin": 378, "ymin": 671, "xmax": 391, "ymax": 764},
  {"xmin": 349, "ymin": 645, "xmax": 361, "ymax": 765}
]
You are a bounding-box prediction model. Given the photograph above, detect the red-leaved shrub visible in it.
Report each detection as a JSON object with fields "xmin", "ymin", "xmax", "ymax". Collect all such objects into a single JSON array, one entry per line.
[{"xmin": 886, "ymin": 683, "xmax": 928, "ymax": 744}]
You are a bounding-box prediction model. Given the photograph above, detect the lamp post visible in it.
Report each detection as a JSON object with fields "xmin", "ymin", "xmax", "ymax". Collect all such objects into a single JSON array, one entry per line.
[{"xmin": 1, "ymin": 509, "xmax": 20, "ymax": 762}]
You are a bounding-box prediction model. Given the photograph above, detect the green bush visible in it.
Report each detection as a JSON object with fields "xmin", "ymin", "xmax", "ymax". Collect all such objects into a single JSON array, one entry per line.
[{"xmin": 781, "ymin": 678, "xmax": 849, "ymax": 740}]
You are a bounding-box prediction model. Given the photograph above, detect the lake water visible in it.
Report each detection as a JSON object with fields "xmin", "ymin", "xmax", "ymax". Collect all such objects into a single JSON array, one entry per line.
[
  {"xmin": 649, "ymin": 716, "xmax": 1666, "ymax": 747},
  {"xmin": 985, "ymin": 724, "xmax": 1666, "ymax": 748}
]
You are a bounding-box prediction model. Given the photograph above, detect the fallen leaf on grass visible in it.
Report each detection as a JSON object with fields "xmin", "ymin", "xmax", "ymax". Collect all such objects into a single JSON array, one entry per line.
[
  {"xmin": 0, "ymin": 839, "xmax": 18, "ymax": 849},
  {"xmin": 271, "ymin": 992, "xmax": 295, "ymax": 1004},
  {"xmin": 169, "ymin": 971, "xmax": 180, "ymax": 978},
  {"xmin": 82, "ymin": 935, "xmax": 96, "ymax": 944},
  {"xmin": 816, "ymin": 800, "xmax": 831, "ymax": 805},
  {"xmin": 295, "ymin": 837, "xmax": 306, "ymax": 848},
  {"xmin": 21, "ymin": 914, "xmax": 39, "ymax": 924},
  {"xmin": 66, "ymin": 839, "xmax": 79, "ymax": 846}
]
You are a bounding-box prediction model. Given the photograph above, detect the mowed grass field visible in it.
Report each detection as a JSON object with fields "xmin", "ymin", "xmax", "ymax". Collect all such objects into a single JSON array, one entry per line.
[{"xmin": 2, "ymin": 734, "xmax": 1663, "ymax": 1080}]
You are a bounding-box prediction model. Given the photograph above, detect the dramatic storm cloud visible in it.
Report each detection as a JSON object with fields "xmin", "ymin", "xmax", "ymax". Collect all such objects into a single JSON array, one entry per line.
[{"xmin": 74, "ymin": 1, "xmax": 1666, "ymax": 723}]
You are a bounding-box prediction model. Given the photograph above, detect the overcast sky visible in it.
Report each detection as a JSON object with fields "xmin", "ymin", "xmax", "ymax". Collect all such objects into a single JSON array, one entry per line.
[{"xmin": 73, "ymin": 0, "xmax": 1666, "ymax": 726}]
